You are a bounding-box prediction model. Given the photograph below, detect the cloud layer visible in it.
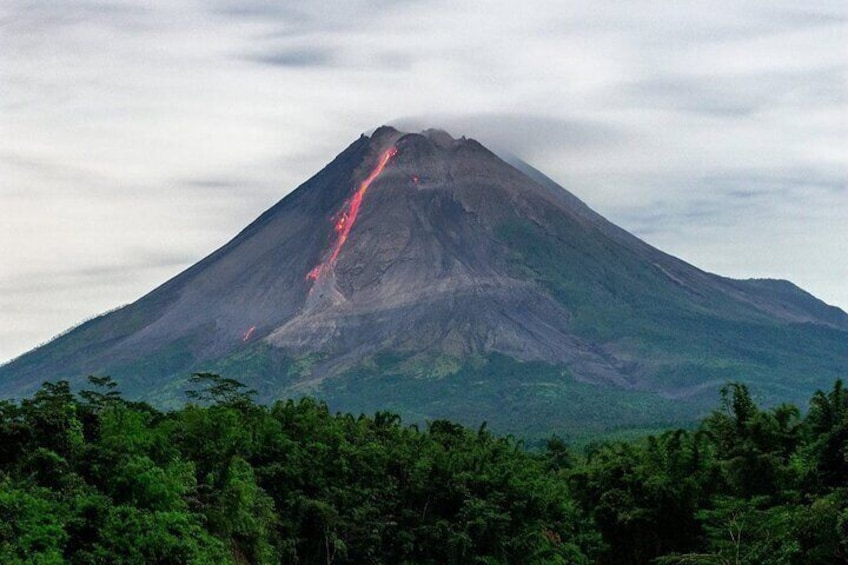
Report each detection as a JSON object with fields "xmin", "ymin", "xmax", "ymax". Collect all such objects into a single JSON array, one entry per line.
[{"xmin": 1, "ymin": 0, "xmax": 846, "ymax": 361}]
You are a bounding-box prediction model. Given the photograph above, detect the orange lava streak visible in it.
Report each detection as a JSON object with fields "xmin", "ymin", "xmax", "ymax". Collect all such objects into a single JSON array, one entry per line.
[
  {"xmin": 307, "ymin": 147, "xmax": 397, "ymax": 281},
  {"xmin": 242, "ymin": 325, "xmax": 256, "ymax": 342}
]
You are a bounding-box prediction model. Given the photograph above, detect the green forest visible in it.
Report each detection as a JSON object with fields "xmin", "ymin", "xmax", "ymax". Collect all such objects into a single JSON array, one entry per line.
[{"xmin": 1, "ymin": 374, "xmax": 847, "ymax": 564}]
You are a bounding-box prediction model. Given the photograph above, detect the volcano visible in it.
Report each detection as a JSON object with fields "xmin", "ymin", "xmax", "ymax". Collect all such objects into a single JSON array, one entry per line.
[{"xmin": 2, "ymin": 126, "xmax": 847, "ymax": 434}]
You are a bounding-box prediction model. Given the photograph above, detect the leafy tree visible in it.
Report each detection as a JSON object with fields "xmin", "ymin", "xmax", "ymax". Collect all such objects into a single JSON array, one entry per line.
[
  {"xmin": 185, "ymin": 373, "xmax": 257, "ymax": 408},
  {"xmin": 804, "ymin": 379, "xmax": 848, "ymax": 490}
]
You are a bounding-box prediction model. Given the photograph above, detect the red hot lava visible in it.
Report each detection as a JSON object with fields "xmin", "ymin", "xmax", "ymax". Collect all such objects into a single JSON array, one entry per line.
[{"xmin": 307, "ymin": 147, "xmax": 398, "ymax": 282}]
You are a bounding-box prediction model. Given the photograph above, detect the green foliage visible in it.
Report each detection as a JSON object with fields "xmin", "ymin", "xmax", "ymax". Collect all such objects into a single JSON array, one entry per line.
[
  {"xmin": 0, "ymin": 481, "xmax": 68, "ymax": 564},
  {"xmin": 496, "ymin": 217, "xmax": 848, "ymax": 413},
  {"xmin": 320, "ymin": 352, "xmax": 698, "ymax": 439},
  {"xmin": 569, "ymin": 380, "xmax": 848, "ymax": 564},
  {"xmin": 1, "ymin": 376, "xmax": 847, "ymax": 563},
  {"xmin": 185, "ymin": 372, "xmax": 258, "ymax": 407}
]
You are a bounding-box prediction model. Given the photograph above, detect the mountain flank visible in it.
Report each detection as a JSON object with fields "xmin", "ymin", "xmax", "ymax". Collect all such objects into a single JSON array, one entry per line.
[{"xmin": 2, "ymin": 126, "xmax": 846, "ymax": 435}]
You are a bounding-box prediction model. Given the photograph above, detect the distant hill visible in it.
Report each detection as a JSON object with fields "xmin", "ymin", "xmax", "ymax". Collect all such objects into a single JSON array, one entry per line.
[{"xmin": 2, "ymin": 126, "xmax": 846, "ymax": 436}]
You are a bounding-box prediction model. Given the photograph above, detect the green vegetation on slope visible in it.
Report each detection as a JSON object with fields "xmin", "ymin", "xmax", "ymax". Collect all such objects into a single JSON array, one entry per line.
[
  {"xmin": 319, "ymin": 352, "xmax": 699, "ymax": 440},
  {"xmin": 497, "ymin": 218, "xmax": 848, "ymax": 407},
  {"xmin": 1, "ymin": 374, "xmax": 847, "ymax": 564}
]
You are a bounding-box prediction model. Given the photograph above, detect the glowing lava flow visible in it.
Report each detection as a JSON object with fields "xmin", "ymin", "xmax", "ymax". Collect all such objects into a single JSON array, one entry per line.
[{"xmin": 307, "ymin": 147, "xmax": 398, "ymax": 282}]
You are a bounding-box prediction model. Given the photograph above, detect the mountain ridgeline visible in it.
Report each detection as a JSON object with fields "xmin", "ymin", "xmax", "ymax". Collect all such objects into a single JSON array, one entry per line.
[{"xmin": 1, "ymin": 126, "xmax": 846, "ymax": 435}]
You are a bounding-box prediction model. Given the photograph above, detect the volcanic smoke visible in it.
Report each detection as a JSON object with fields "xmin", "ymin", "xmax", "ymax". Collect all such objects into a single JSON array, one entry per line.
[{"xmin": 307, "ymin": 147, "xmax": 398, "ymax": 282}]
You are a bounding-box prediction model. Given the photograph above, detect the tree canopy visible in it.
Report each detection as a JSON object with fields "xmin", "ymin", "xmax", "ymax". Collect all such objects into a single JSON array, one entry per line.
[{"xmin": 0, "ymin": 374, "xmax": 846, "ymax": 563}]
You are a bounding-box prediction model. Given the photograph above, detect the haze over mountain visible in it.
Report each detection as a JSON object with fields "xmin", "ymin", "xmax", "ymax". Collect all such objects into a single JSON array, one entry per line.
[{"xmin": 2, "ymin": 127, "xmax": 846, "ymax": 435}]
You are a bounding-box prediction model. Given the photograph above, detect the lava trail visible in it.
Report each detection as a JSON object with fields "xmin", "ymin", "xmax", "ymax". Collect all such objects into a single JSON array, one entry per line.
[{"xmin": 307, "ymin": 147, "xmax": 397, "ymax": 281}]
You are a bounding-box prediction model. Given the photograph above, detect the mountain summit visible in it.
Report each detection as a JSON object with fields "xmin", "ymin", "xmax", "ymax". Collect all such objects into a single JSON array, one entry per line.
[{"xmin": 2, "ymin": 126, "xmax": 847, "ymax": 434}]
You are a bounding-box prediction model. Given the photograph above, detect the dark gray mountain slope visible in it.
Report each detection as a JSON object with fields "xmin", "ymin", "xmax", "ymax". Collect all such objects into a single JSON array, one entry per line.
[{"xmin": 2, "ymin": 126, "xmax": 846, "ymax": 434}]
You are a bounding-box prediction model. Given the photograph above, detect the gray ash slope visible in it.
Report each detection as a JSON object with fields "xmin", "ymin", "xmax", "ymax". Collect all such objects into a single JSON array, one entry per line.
[{"xmin": 2, "ymin": 126, "xmax": 846, "ymax": 433}]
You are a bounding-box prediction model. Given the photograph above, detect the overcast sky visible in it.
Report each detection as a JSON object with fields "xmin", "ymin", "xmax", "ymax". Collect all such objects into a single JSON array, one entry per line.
[{"xmin": 1, "ymin": 0, "xmax": 846, "ymax": 363}]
